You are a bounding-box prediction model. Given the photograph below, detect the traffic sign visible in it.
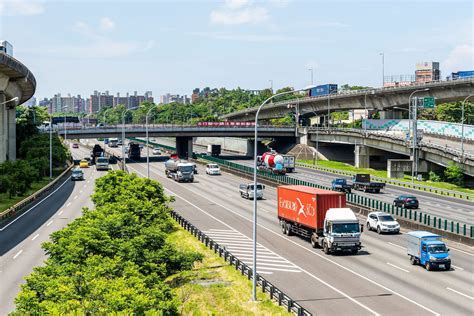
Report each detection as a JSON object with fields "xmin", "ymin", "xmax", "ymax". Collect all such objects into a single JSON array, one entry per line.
[{"xmin": 423, "ymin": 97, "xmax": 435, "ymax": 108}]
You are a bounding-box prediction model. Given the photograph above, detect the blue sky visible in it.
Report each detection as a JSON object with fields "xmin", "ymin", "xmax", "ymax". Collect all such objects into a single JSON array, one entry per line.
[{"xmin": 1, "ymin": 0, "xmax": 472, "ymax": 100}]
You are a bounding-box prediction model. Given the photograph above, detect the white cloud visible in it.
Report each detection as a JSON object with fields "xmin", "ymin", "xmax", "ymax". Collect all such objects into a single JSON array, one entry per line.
[
  {"xmin": 192, "ymin": 31, "xmax": 305, "ymax": 42},
  {"xmin": 225, "ymin": 0, "xmax": 251, "ymax": 9},
  {"xmin": 210, "ymin": 7, "xmax": 269, "ymax": 25},
  {"xmin": 0, "ymin": 0, "xmax": 44, "ymax": 16},
  {"xmin": 443, "ymin": 44, "xmax": 474, "ymax": 71},
  {"xmin": 267, "ymin": 0, "xmax": 291, "ymax": 8},
  {"xmin": 99, "ymin": 17, "xmax": 115, "ymax": 31}
]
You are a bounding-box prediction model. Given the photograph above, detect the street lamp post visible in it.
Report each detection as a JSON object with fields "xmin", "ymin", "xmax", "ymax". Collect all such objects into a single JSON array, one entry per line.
[
  {"xmin": 146, "ymin": 104, "xmax": 159, "ymax": 179},
  {"xmin": 461, "ymin": 95, "xmax": 473, "ymax": 157},
  {"xmin": 50, "ymin": 113, "xmax": 53, "ymax": 179},
  {"xmin": 380, "ymin": 52, "xmax": 385, "ymax": 87},
  {"xmin": 408, "ymin": 88, "xmax": 429, "ymax": 183},
  {"xmin": 251, "ymin": 85, "xmax": 315, "ymax": 301},
  {"xmin": 121, "ymin": 106, "xmax": 140, "ymax": 171}
]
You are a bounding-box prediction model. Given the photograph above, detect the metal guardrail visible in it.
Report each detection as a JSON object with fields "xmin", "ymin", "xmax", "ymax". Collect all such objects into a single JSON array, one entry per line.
[
  {"xmin": 296, "ymin": 162, "xmax": 474, "ymax": 200},
  {"xmin": 170, "ymin": 210, "xmax": 312, "ymax": 316},
  {"xmin": 0, "ymin": 163, "xmax": 74, "ymax": 221},
  {"xmin": 196, "ymin": 154, "xmax": 473, "ymax": 239}
]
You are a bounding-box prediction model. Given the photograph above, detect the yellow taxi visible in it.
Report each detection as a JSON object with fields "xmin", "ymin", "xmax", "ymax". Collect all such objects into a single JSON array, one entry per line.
[{"xmin": 79, "ymin": 159, "xmax": 89, "ymax": 168}]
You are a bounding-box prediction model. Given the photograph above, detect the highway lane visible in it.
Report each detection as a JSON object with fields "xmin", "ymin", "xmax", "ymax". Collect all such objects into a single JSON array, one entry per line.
[
  {"xmin": 0, "ymin": 145, "xmax": 112, "ymax": 315},
  {"xmin": 119, "ymin": 153, "xmax": 473, "ymax": 316}
]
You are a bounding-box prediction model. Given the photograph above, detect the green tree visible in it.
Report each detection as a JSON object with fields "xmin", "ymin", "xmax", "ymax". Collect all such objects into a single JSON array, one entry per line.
[{"xmin": 444, "ymin": 162, "xmax": 464, "ymax": 186}]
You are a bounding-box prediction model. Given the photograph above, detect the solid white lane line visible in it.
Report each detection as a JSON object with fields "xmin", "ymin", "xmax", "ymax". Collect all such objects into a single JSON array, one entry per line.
[
  {"xmin": 242, "ymin": 261, "xmax": 299, "ymax": 268},
  {"xmin": 66, "ymin": 202, "xmax": 71, "ymax": 207},
  {"xmin": 31, "ymin": 234, "xmax": 40, "ymax": 241},
  {"xmin": 134, "ymin": 164, "xmax": 439, "ymax": 316},
  {"xmin": 449, "ymin": 248, "xmax": 474, "ymax": 257},
  {"xmin": 13, "ymin": 250, "xmax": 23, "ymax": 259},
  {"xmin": 388, "ymin": 242, "xmax": 405, "ymax": 250},
  {"xmin": 58, "ymin": 210, "xmax": 64, "ymax": 216},
  {"xmin": 238, "ymin": 256, "xmax": 290, "ymax": 263},
  {"xmin": 74, "ymin": 196, "xmax": 78, "ymax": 200},
  {"xmin": 207, "ymin": 228, "xmax": 238, "ymax": 232},
  {"xmin": 46, "ymin": 220, "xmax": 53, "ymax": 227},
  {"xmin": 451, "ymin": 265, "xmax": 465, "ymax": 271},
  {"xmin": 129, "ymin": 165, "xmax": 379, "ymax": 316},
  {"xmin": 246, "ymin": 266, "xmax": 302, "ymax": 273},
  {"xmin": 0, "ymin": 176, "xmax": 70, "ymax": 231},
  {"xmin": 256, "ymin": 271, "xmax": 273, "ymax": 275},
  {"xmin": 386, "ymin": 262, "xmax": 410, "ymax": 273},
  {"xmin": 446, "ymin": 287, "xmax": 474, "ymax": 300}
]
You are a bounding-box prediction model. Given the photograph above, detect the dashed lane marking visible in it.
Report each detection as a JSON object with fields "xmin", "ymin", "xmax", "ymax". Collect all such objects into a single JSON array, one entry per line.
[
  {"xmin": 31, "ymin": 234, "xmax": 39, "ymax": 241},
  {"xmin": 46, "ymin": 220, "xmax": 53, "ymax": 227},
  {"xmin": 388, "ymin": 242, "xmax": 405, "ymax": 250},
  {"xmin": 73, "ymin": 196, "xmax": 78, "ymax": 200},
  {"xmin": 66, "ymin": 202, "xmax": 71, "ymax": 207},
  {"xmin": 386, "ymin": 262, "xmax": 410, "ymax": 273},
  {"xmin": 58, "ymin": 210, "xmax": 63, "ymax": 216},
  {"xmin": 13, "ymin": 250, "xmax": 23, "ymax": 259},
  {"xmin": 446, "ymin": 287, "xmax": 474, "ymax": 300}
]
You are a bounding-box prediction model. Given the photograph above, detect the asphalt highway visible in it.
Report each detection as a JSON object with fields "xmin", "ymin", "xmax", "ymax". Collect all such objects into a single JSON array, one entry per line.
[
  {"xmin": 107, "ymin": 142, "xmax": 473, "ymax": 316},
  {"xmin": 0, "ymin": 145, "xmax": 114, "ymax": 315}
]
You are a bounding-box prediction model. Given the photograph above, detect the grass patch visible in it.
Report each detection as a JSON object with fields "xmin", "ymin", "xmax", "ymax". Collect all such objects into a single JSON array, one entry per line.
[
  {"xmin": 166, "ymin": 224, "xmax": 292, "ymax": 316},
  {"xmin": 298, "ymin": 160, "xmax": 474, "ymax": 195}
]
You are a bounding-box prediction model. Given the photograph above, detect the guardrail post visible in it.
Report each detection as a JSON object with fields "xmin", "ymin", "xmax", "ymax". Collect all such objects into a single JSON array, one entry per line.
[
  {"xmin": 433, "ymin": 217, "xmax": 437, "ymax": 228},
  {"xmin": 457, "ymin": 222, "xmax": 460, "ymax": 234},
  {"xmin": 278, "ymin": 292, "xmax": 283, "ymax": 306},
  {"xmin": 287, "ymin": 299, "xmax": 293, "ymax": 312},
  {"xmin": 262, "ymin": 279, "xmax": 267, "ymax": 293},
  {"xmin": 424, "ymin": 214, "xmax": 427, "ymax": 225},
  {"xmin": 451, "ymin": 221, "xmax": 454, "ymax": 233},
  {"xmin": 409, "ymin": 210, "xmax": 412, "ymax": 220},
  {"xmin": 463, "ymin": 224, "xmax": 466, "ymax": 236},
  {"xmin": 427, "ymin": 215, "xmax": 430, "ymax": 226},
  {"xmin": 471, "ymin": 226, "xmax": 473, "ymax": 238},
  {"xmin": 270, "ymin": 286, "xmax": 274, "ymax": 299},
  {"xmin": 444, "ymin": 219, "xmax": 447, "ymax": 231},
  {"xmin": 438, "ymin": 218, "xmax": 441, "ymax": 230}
]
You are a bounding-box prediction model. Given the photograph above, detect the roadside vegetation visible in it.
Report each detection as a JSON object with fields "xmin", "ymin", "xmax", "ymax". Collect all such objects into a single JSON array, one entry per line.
[
  {"xmin": 13, "ymin": 171, "xmax": 289, "ymax": 314},
  {"xmin": 298, "ymin": 159, "xmax": 474, "ymax": 194},
  {"xmin": 0, "ymin": 106, "xmax": 69, "ymax": 212}
]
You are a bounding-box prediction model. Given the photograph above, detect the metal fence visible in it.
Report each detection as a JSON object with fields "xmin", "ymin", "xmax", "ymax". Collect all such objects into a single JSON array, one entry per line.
[{"xmin": 170, "ymin": 210, "xmax": 312, "ymax": 316}]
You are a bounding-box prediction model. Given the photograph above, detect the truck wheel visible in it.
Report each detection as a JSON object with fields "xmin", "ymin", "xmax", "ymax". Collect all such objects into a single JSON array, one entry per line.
[
  {"xmin": 281, "ymin": 221, "xmax": 286, "ymax": 234},
  {"xmin": 377, "ymin": 226, "xmax": 382, "ymax": 234},
  {"xmin": 286, "ymin": 223, "xmax": 293, "ymax": 236},
  {"xmin": 351, "ymin": 248, "xmax": 358, "ymax": 255},
  {"xmin": 425, "ymin": 262, "xmax": 431, "ymax": 271},
  {"xmin": 410, "ymin": 256, "xmax": 417, "ymax": 265},
  {"xmin": 323, "ymin": 241, "xmax": 330, "ymax": 254},
  {"xmin": 311, "ymin": 237, "xmax": 318, "ymax": 248},
  {"xmin": 374, "ymin": 189, "xmax": 380, "ymax": 193}
]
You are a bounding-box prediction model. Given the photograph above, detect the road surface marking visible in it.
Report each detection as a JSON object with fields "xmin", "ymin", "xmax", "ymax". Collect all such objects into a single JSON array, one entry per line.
[
  {"xmin": 13, "ymin": 250, "xmax": 23, "ymax": 259},
  {"xmin": 74, "ymin": 196, "xmax": 78, "ymax": 200},
  {"xmin": 386, "ymin": 262, "xmax": 410, "ymax": 273},
  {"xmin": 207, "ymin": 228, "xmax": 238, "ymax": 232},
  {"xmin": 80, "ymin": 190, "xmax": 83, "ymax": 193},
  {"xmin": 139, "ymin": 166, "xmax": 438, "ymax": 316},
  {"xmin": 0, "ymin": 176, "xmax": 70, "ymax": 231},
  {"xmin": 46, "ymin": 220, "xmax": 53, "ymax": 227},
  {"xmin": 83, "ymin": 184, "xmax": 87, "ymax": 188},
  {"xmin": 449, "ymin": 248, "xmax": 474, "ymax": 257},
  {"xmin": 87, "ymin": 181, "xmax": 90, "ymax": 184},
  {"xmin": 256, "ymin": 271, "xmax": 273, "ymax": 275},
  {"xmin": 130, "ymin": 164, "xmax": 385, "ymax": 315},
  {"xmin": 388, "ymin": 242, "xmax": 405, "ymax": 250},
  {"xmin": 451, "ymin": 265, "xmax": 464, "ymax": 271},
  {"xmin": 446, "ymin": 287, "xmax": 474, "ymax": 300},
  {"xmin": 31, "ymin": 234, "xmax": 40, "ymax": 241},
  {"xmin": 260, "ymin": 208, "xmax": 270, "ymax": 213},
  {"xmin": 58, "ymin": 210, "xmax": 64, "ymax": 216},
  {"xmin": 66, "ymin": 202, "xmax": 71, "ymax": 207}
]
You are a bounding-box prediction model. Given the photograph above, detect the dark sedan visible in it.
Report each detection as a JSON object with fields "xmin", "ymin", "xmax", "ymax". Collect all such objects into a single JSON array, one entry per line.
[{"xmin": 393, "ymin": 195, "xmax": 419, "ymax": 209}]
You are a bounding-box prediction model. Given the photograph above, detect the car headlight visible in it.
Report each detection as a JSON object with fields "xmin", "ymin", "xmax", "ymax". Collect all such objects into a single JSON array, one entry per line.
[{"xmin": 429, "ymin": 256, "xmax": 436, "ymax": 261}]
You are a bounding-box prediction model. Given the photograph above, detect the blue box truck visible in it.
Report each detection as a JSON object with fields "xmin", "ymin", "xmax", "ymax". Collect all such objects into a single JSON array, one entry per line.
[
  {"xmin": 309, "ymin": 84, "xmax": 338, "ymax": 97},
  {"xmin": 406, "ymin": 231, "xmax": 450, "ymax": 271}
]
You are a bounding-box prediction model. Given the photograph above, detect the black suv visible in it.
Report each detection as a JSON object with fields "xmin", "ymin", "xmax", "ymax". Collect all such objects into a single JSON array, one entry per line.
[{"xmin": 393, "ymin": 195, "xmax": 419, "ymax": 209}]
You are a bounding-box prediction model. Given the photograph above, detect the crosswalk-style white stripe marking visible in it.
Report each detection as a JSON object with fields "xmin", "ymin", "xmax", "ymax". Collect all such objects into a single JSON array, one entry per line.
[{"xmin": 203, "ymin": 229, "xmax": 302, "ymax": 274}]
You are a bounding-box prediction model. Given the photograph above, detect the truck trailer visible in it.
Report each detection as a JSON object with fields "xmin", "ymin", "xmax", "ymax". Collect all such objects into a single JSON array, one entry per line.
[
  {"xmin": 207, "ymin": 144, "xmax": 221, "ymax": 157},
  {"xmin": 277, "ymin": 185, "xmax": 362, "ymax": 254},
  {"xmin": 164, "ymin": 158, "xmax": 194, "ymax": 182}
]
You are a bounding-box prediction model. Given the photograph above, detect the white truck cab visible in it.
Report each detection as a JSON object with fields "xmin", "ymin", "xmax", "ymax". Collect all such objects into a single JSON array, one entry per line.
[{"xmin": 321, "ymin": 208, "xmax": 363, "ymax": 254}]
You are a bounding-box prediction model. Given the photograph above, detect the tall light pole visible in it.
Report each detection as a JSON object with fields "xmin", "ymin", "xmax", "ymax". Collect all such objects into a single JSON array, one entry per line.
[
  {"xmin": 121, "ymin": 106, "xmax": 139, "ymax": 171},
  {"xmin": 461, "ymin": 95, "xmax": 473, "ymax": 157},
  {"xmin": 380, "ymin": 52, "xmax": 385, "ymax": 87},
  {"xmin": 308, "ymin": 68, "xmax": 314, "ymax": 85},
  {"xmin": 409, "ymin": 88, "xmax": 429, "ymax": 183},
  {"xmin": 269, "ymin": 80, "xmax": 273, "ymax": 92},
  {"xmin": 251, "ymin": 85, "xmax": 316, "ymax": 301},
  {"xmin": 146, "ymin": 104, "xmax": 159, "ymax": 179},
  {"xmin": 364, "ymin": 90, "xmax": 375, "ymax": 135},
  {"xmin": 327, "ymin": 90, "xmax": 337, "ymax": 129},
  {"xmin": 49, "ymin": 113, "xmax": 53, "ymax": 179}
]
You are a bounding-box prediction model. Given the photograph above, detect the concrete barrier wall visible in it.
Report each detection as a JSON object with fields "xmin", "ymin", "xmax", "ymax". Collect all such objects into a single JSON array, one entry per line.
[{"xmin": 194, "ymin": 137, "xmax": 251, "ymax": 155}]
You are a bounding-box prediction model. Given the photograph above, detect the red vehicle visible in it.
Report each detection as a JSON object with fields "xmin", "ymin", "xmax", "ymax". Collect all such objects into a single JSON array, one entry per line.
[{"xmin": 257, "ymin": 151, "xmax": 286, "ymax": 175}]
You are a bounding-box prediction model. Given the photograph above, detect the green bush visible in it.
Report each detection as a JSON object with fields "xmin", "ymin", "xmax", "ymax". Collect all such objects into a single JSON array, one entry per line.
[
  {"xmin": 444, "ymin": 162, "xmax": 464, "ymax": 186},
  {"xmin": 14, "ymin": 171, "xmax": 202, "ymax": 314},
  {"xmin": 428, "ymin": 171, "xmax": 441, "ymax": 182},
  {"xmin": 0, "ymin": 160, "xmax": 38, "ymax": 198}
]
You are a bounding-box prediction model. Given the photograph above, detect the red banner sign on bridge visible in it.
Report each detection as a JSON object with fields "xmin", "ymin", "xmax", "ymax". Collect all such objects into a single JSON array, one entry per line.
[{"xmin": 197, "ymin": 121, "xmax": 256, "ymax": 127}]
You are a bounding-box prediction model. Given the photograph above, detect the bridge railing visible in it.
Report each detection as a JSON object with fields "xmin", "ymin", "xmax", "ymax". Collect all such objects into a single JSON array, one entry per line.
[{"xmin": 194, "ymin": 154, "xmax": 472, "ymax": 241}]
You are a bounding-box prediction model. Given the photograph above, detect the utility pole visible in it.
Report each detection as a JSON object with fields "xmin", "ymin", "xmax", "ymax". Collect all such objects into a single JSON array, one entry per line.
[{"xmin": 380, "ymin": 52, "xmax": 385, "ymax": 87}]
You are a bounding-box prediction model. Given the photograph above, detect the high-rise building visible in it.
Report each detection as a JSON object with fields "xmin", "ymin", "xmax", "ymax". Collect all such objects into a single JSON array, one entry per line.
[
  {"xmin": 415, "ymin": 62, "xmax": 440, "ymax": 83},
  {"xmin": 89, "ymin": 91, "xmax": 113, "ymax": 113},
  {"xmin": 0, "ymin": 40, "xmax": 13, "ymax": 56},
  {"xmin": 191, "ymin": 88, "xmax": 200, "ymax": 103},
  {"xmin": 160, "ymin": 93, "xmax": 171, "ymax": 104},
  {"xmin": 52, "ymin": 94, "xmax": 62, "ymax": 113},
  {"xmin": 25, "ymin": 96, "xmax": 37, "ymax": 107}
]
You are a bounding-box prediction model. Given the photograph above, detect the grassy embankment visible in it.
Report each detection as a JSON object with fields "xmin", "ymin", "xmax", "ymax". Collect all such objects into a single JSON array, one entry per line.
[
  {"xmin": 167, "ymin": 226, "xmax": 292, "ymax": 315},
  {"xmin": 298, "ymin": 159, "xmax": 474, "ymax": 195}
]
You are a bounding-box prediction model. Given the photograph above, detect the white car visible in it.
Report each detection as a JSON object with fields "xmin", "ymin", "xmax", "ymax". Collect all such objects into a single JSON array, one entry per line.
[
  {"xmin": 205, "ymin": 163, "xmax": 221, "ymax": 175},
  {"xmin": 366, "ymin": 211, "xmax": 400, "ymax": 234},
  {"xmin": 152, "ymin": 148, "xmax": 161, "ymax": 155}
]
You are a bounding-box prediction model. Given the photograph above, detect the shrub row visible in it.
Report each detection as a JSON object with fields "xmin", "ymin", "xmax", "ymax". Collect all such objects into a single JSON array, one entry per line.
[{"xmin": 13, "ymin": 171, "xmax": 202, "ymax": 314}]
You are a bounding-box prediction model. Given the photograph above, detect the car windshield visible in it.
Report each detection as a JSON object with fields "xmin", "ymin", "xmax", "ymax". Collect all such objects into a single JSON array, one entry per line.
[
  {"xmin": 428, "ymin": 245, "xmax": 446, "ymax": 253},
  {"xmin": 249, "ymin": 184, "xmax": 264, "ymax": 190},
  {"xmin": 379, "ymin": 215, "xmax": 395, "ymax": 222},
  {"xmin": 97, "ymin": 158, "xmax": 108, "ymax": 163},
  {"xmin": 332, "ymin": 223, "xmax": 360, "ymax": 234},
  {"xmin": 73, "ymin": 170, "xmax": 82, "ymax": 174},
  {"xmin": 334, "ymin": 179, "xmax": 345, "ymax": 184},
  {"xmin": 209, "ymin": 165, "xmax": 219, "ymax": 169},
  {"xmin": 405, "ymin": 196, "xmax": 417, "ymax": 200},
  {"xmin": 180, "ymin": 166, "xmax": 194, "ymax": 173}
]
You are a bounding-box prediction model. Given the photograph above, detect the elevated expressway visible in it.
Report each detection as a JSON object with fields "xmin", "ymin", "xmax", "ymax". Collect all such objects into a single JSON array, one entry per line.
[
  {"xmin": 0, "ymin": 53, "xmax": 36, "ymax": 162},
  {"xmin": 222, "ymin": 79, "xmax": 474, "ymax": 121}
]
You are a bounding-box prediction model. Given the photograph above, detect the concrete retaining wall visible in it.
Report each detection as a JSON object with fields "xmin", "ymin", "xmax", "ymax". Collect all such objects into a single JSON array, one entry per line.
[{"xmin": 194, "ymin": 137, "xmax": 251, "ymax": 155}]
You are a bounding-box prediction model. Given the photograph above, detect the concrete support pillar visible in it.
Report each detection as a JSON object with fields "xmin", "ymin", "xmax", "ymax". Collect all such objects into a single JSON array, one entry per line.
[
  {"xmin": 176, "ymin": 136, "xmax": 193, "ymax": 159},
  {"xmin": 298, "ymin": 127, "xmax": 309, "ymax": 145},
  {"xmin": 0, "ymin": 94, "xmax": 6, "ymax": 162},
  {"xmin": 354, "ymin": 144, "xmax": 370, "ymax": 168},
  {"xmin": 379, "ymin": 110, "xmax": 403, "ymax": 120},
  {"xmin": 7, "ymin": 107, "xmax": 16, "ymax": 160}
]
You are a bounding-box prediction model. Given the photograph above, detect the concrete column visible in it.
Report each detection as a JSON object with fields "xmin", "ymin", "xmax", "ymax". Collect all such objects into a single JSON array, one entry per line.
[
  {"xmin": 176, "ymin": 136, "xmax": 193, "ymax": 159},
  {"xmin": 354, "ymin": 144, "xmax": 370, "ymax": 168},
  {"xmin": 7, "ymin": 107, "xmax": 16, "ymax": 160},
  {"xmin": 379, "ymin": 110, "xmax": 403, "ymax": 120},
  {"xmin": 0, "ymin": 94, "xmax": 6, "ymax": 162}
]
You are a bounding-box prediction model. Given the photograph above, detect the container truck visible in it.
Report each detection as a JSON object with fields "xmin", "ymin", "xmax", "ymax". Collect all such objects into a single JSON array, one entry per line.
[
  {"xmin": 127, "ymin": 143, "xmax": 141, "ymax": 160},
  {"xmin": 309, "ymin": 84, "xmax": 338, "ymax": 97},
  {"xmin": 406, "ymin": 231, "xmax": 451, "ymax": 271},
  {"xmin": 351, "ymin": 173, "xmax": 385, "ymax": 193},
  {"xmin": 164, "ymin": 158, "xmax": 194, "ymax": 182},
  {"xmin": 207, "ymin": 144, "xmax": 221, "ymax": 157},
  {"xmin": 277, "ymin": 185, "xmax": 363, "ymax": 254},
  {"xmin": 90, "ymin": 144, "xmax": 104, "ymax": 163}
]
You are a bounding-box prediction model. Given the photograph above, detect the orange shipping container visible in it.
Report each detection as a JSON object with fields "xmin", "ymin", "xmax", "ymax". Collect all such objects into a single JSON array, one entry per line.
[{"xmin": 277, "ymin": 186, "xmax": 346, "ymax": 230}]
